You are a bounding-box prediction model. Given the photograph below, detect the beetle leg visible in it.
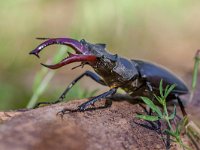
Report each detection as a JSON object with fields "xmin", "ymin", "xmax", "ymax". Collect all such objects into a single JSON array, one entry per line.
[
  {"xmin": 57, "ymin": 88, "xmax": 117, "ymax": 115},
  {"xmin": 146, "ymin": 82, "xmax": 153, "ymax": 92},
  {"xmin": 33, "ymin": 71, "xmax": 106, "ymax": 108},
  {"xmin": 33, "ymin": 101, "xmax": 54, "ymax": 108},
  {"xmin": 146, "ymin": 82, "xmax": 155, "ymax": 115},
  {"xmin": 77, "ymin": 88, "xmax": 117, "ymax": 111},
  {"xmin": 175, "ymin": 94, "xmax": 187, "ymax": 116},
  {"xmin": 57, "ymin": 71, "xmax": 106, "ymax": 101}
]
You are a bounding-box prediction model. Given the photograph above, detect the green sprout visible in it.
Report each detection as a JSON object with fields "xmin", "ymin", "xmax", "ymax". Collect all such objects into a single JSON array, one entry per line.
[
  {"xmin": 190, "ymin": 49, "xmax": 200, "ymax": 102},
  {"xmin": 27, "ymin": 46, "xmax": 67, "ymax": 108},
  {"xmin": 136, "ymin": 80, "xmax": 190, "ymax": 149}
]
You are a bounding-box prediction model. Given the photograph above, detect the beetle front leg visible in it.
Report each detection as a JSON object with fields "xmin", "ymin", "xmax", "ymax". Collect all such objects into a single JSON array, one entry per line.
[
  {"xmin": 77, "ymin": 88, "xmax": 117, "ymax": 111},
  {"xmin": 58, "ymin": 71, "xmax": 106, "ymax": 101},
  {"xmin": 58, "ymin": 88, "xmax": 117, "ymax": 114},
  {"xmin": 34, "ymin": 71, "xmax": 106, "ymax": 108}
]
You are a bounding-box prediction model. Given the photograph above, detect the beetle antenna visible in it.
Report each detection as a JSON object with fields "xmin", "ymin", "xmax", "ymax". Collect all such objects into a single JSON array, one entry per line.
[
  {"xmin": 36, "ymin": 37, "xmax": 51, "ymax": 40},
  {"xmin": 71, "ymin": 63, "xmax": 85, "ymax": 70}
]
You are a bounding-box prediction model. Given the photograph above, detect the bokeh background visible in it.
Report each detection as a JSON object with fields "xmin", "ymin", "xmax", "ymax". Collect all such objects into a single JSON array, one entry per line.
[{"xmin": 0, "ymin": 0, "xmax": 199, "ymax": 110}]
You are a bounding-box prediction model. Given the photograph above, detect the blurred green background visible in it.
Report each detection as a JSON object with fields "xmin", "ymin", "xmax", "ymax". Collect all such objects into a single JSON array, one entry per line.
[{"xmin": 0, "ymin": 0, "xmax": 199, "ymax": 110}]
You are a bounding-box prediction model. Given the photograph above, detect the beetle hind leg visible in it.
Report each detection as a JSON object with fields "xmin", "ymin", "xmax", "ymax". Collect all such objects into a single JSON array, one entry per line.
[
  {"xmin": 146, "ymin": 82, "xmax": 154, "ymax": 115},
  {"xmin": 175, "ymin": 94, "xmax": 187, "ymax": 117}
]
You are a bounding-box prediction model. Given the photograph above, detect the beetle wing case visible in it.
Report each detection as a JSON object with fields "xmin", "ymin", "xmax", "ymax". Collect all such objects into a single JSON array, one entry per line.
[
  {"xmin": 133, "ymin": 60, "xmax": 189, "ymax": 94},
  {"xmin": 113, "ymin": 57, "xmax": 139, "ymax": 80}
]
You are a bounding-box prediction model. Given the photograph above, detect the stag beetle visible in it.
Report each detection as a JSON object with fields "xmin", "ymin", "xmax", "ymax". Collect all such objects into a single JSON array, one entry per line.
[{"xmin": 29, "ymin": 37, "xmax": 189, "ymax": 115}]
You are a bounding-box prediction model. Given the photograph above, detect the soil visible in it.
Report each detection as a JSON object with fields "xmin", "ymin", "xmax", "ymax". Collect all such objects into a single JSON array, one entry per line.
[{"xmin": 0, "ymin": 99, "xmax": 167, "ymax": 150}]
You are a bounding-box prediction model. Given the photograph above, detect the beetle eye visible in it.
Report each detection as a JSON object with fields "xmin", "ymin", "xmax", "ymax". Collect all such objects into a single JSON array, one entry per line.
[{"xmin": 80, "ymin": 39, "xmax": 86, "ymax": 44}]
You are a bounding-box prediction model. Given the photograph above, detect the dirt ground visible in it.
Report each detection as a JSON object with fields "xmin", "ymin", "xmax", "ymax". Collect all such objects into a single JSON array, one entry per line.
[
  {"xmin": 0, "ymin": 98, "xmax": 197, "ymax": 150},
  {"xmin": 0, "ymin": 99, "xmax": 168, "ymax": 150}
]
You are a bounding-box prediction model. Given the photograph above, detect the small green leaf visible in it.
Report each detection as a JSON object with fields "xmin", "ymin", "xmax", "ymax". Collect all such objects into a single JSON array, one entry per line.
[
  {"xmin": 164, "ymin": 85, "xmax": 169, "ymax": 97},
  {"xmin": 159, "ymin": 79, "xmax": 164, "ymax": 98},
  {"xmin": 154, "ymin": 94, "xmax": 164, "ymax": 106},
  {"xmin": 168, "ymin": 105, "xmax": 176, "ymax": 120},
  {"xmin": 164, "ymin": 84, "xmax": 176, "ymax": 98},
  {"xmin": 141, "ymin": 97, "xmax": 162, "ymax": 117},
  {"xmin": 175, "ymin": 127, "xmax": 181, "ymax": 137},
  {"xmin": 136, "ymin": 114, "xmax": 160, "ymax": 121},
  {"xmin": 164, "ymin": 129, "xmax": 176, "ymax": 137}
]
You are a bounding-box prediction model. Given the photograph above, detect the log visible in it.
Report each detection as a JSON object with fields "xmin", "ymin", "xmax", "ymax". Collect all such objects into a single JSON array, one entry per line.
[{"xmin": 0, "ymin": 99, "xmax": 170, "ymax": 150}]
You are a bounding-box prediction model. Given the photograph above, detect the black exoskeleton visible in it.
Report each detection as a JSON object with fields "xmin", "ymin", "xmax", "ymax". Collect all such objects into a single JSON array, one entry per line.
[{"xmin": 30, "ymin": 37, "xmax": 189, "ymax": 115}]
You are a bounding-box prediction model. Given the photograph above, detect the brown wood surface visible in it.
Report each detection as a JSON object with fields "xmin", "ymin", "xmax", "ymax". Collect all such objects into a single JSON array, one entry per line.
[{"xmin": 0, "ymin": 99, "xmax": 168, "ymax": 150}]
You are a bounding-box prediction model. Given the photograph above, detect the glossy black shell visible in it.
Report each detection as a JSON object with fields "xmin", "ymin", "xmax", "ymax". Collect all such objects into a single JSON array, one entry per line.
[{"xmin": 133, "ymin": 60, "xmax": 189, "ymax": 95}]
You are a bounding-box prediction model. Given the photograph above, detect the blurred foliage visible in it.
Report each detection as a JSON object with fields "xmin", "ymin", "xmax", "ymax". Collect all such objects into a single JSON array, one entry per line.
[
  {"xmin": 0, "ymin": 0, "xmax": 200, "ymax": 110},
  {"xmin": 27, "ymin": 46, "xmax": 66, "ymax": 108}
]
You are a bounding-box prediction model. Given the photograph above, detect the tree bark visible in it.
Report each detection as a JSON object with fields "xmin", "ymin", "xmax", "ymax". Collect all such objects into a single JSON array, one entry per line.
[{"xmin": 0, "ymin": 99, "xmax": 170, "ymax": 150}]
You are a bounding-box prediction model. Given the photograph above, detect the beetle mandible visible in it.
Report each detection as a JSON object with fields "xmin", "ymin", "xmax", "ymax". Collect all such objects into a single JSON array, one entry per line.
[{"xmin": 29, "ymin": 37, "xmax": 189, "ymax": 115}]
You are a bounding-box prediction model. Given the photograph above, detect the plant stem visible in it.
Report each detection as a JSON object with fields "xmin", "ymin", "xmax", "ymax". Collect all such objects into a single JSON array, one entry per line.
[
  {"xmin": 189, "ymin": 49, "xmax": 200, "ymax": 102},
  {"xmin": 27, "ymin": 71, "xmax": 55, "ymax": 108},
  {"xmin": 164, "ymin": 106, "xmax": 173, "ymax": 131},
  {"xmin": 27, "ymin": 46, "xmax": 67, "ymax": 108}
]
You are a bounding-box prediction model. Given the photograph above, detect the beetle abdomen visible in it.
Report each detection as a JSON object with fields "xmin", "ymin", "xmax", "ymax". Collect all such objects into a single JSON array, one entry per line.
[{"xmin": 133, "ymin": 60, "xmax": 189, "ymax": 95}]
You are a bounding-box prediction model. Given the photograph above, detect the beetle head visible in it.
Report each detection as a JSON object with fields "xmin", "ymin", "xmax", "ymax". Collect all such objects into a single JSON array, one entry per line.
[
  {"xmin": 29, "ymin": 38, "xmax": 115, "ymax": 69},
  {"xmin": 80, "ymin": 39, "xmax": 117, "ymax": 61}
]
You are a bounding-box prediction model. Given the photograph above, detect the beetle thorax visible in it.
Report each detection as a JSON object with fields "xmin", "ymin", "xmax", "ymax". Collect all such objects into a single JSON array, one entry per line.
[{"xmin": 92, "ymin": 56, "xmax": 139, "ymax": 88}]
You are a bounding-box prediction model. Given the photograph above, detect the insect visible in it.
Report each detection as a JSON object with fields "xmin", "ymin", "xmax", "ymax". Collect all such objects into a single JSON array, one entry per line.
[{"xmin": 29, "ymin": 37, "xmax": 189, "ymax": 115}]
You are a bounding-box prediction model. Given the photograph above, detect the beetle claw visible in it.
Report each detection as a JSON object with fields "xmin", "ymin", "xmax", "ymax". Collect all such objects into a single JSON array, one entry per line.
[
  {"xmin": 29, "ymin": 38, "xmax": 83, "ymax": 58},
  {"xmin": 40, "ymin": 63, "xmax": 60, "ymax": 69},
  {"xmin": 40, "ymin": 54, "xmax": 96, "ymax": 69},
  {"xmin": 29, "ymin": 51, "xmax": 40, "ymax": 58},
  {"xmin": 40, "ymin": 63, "xmax": 50, "ymax": 68}
]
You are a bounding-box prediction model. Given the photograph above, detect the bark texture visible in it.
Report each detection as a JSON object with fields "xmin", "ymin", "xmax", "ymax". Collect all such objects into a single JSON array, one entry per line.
[{"xmin": 0, "ymin": 99, "xmax": 168, "ymax": 150}]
